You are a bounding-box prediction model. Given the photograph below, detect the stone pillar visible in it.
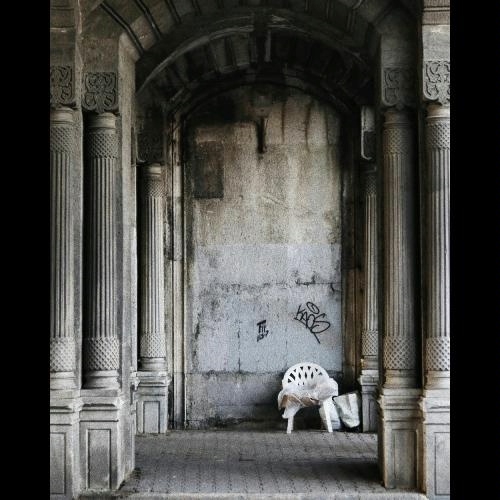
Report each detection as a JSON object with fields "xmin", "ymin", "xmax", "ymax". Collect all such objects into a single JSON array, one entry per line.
[
  {"xmin": 358, "ymin": 167, "xmax": 379, "ymax": 432},
  {"xmin": 137, "ymin": 163, "xmax": 170, "ymax": 434},
  {"xmin": 79, "ymin": 71, "xmax": 126, "ymax": 493},
  {"xmin": 378, "ymin": 108, "xmax": 421, "ymax": 489},
  {"xmin": 50, "ymin": 94, "xmax": 82, "ymax": 499},
  {"xmin": 420, "ymin": 101, "xmax": 450, "ymax": 499},
  {"xmin": 82, "ymin": 112, "xmax": 120, "ymax": 389},
  {"xmin": 50, "ymin": 107, "xmax": 77, "ymax": 391},
  {"xmin": 381, "ymin": 109, "xmax": 418, "ymax": 390},
  {"xmin": 424, "ymin": 104, "xmax": 450, "ymax": 391}
]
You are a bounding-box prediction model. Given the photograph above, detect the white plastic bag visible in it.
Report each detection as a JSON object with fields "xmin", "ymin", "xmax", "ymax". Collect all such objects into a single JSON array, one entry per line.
[
  {"xmin": 333, "ymin": 391, "xmax": 361, "ymax": 428},
  {"xmin": 319, "ymin": 398, "xmax": 342, "ymax": 430}
]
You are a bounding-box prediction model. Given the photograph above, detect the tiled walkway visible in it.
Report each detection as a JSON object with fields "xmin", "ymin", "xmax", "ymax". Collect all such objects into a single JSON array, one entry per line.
[{"xmin": 84, "ymin": 431, "xmax": 426, "ymax": 499}]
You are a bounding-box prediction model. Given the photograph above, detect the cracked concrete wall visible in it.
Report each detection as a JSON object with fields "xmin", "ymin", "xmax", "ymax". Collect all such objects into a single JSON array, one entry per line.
[{"xmin": 183, "ymin": 87, "xmax": 343, "ymax": 428}]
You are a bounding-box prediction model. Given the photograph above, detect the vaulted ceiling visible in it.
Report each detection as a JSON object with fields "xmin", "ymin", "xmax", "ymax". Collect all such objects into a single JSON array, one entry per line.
[{"xmin": 78, "ymin": 0, "xmax": 417, "ymax": 113}]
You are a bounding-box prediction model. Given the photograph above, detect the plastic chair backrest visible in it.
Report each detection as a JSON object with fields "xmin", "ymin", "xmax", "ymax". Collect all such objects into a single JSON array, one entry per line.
[{"xmin": 282, "ymin": 362, "xmax": 329, "ymax": 388}]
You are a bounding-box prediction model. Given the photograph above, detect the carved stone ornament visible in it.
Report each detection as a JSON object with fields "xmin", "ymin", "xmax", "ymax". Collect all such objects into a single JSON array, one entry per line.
[
  {"xmin": 82, "ymin": 72, "xmax": 118, "ymax": 114},
  {"xmin": 383, "ymin": 67, "xmax": 415, "ymax": 109},
  {"xmin": 50, "ymin": 66, "xmax": 75, "ymax": 108},
  {"xmin": 423, "ymin": 60, "xmax": 450, "ymax": 105},
  {"xmin": 137, "ymin": 132, "xmax": 164, "ymax": 164}
]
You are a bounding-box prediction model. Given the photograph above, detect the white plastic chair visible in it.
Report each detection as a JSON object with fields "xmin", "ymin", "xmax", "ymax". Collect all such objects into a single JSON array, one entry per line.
[{"xmin": 277, "ymin": 362, "xmax": 338, "ymax": 433}]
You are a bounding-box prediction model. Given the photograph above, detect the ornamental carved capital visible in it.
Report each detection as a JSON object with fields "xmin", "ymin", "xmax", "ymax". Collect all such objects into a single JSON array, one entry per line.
[
  {"xmin": 137, "ymin": 108, "xmax": 164, "ymax": 164},
  {"xmin": 382, "ymin": 67, "xmax": 415, "ymax": 110},
  {"xmin": 50, "ymin": 65, "xmax": 75, "ymax": 108},
  {"xmin": 423, "ymin": 60, "xmax": 450, "ymax": 105},
  {"xmin": 82, "ymin": 72, "xmax": 118, "ymax": 114},
  {"xmin": 137, "ymin": 132, "xmax": 164, "ymax": 164}
]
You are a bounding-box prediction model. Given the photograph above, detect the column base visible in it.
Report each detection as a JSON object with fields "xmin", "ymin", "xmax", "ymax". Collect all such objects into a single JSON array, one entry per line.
[
  {"xmin": 140, "ymin": 357, "xmax": 167, "ymax": 371},
  {"xmin": 358, "ymin": 370, "xmax": 379, "ymax": 432},
  {"xmin": 50, "ymin": 394, "xmax": 82, "ymax": 499},
  {"xmin": 425, "ymin": 370, "xmax": 450, "ymax": 390},
  {"xmin": 419, "ymin": 388, "xmax": 450, "ymax": 500},
  {"xmin": 51, "ymin": 372, "xmax": 77, "ymax": 391},
  {"xmin": 79, "ymin": 390, "xmax": 127, "ymax": 493},
  {"xmin": 378, "ymin": 387, "xmax": 422, "ymax": 490},
  {"xmin": 137, "ymin": 370, "xmax": 171, "ymax": 434},
  {"xmin": 384, "ymin": 370, "xmax": 418, "ymax": 389},
  {"xmin": 83, "ymin": 370, "xmax": 120, "ymax": 389}
]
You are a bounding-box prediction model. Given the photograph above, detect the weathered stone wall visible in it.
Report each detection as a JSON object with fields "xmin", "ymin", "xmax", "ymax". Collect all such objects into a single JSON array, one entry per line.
[{"xmin": 183, "ymin": 87, "xmax": 344, "ymax": 428}]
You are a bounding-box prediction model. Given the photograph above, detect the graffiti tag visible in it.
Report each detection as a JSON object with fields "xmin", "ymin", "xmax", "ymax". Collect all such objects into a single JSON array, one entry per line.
[
  {"xmin": 257, "ymin": 320, "xmax": 270, "ymax": 342},
  {"xmin": 294, "ymin": 302, "xmax": 331, "ymax": 344}
]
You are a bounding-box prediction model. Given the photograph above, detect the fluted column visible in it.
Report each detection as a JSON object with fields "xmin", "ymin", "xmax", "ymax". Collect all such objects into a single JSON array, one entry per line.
[
  {"xmin": 419, "ymin": 102, "xmax": 450, "ymax": 499},
  {"xmin": 378, "ymin": 107, "xmax": 421, "ymax": 489},
  {"xmin": 50, "ymin": 107, "xmax": 77, "ymax": 391},
  {"xmin": 382, "ymin": 109, "xmax": 418, "ymax": 389},
  {"xmin": 139, "ymin": 164, "xmax": 167, "ymax": 370},
  {"xmin": 136, "ymin": 161, "xmax": 170, "ymax": 434},
  {"xmin": 424, "ymin": 104, "xmax": 450, "ymax": 389},
  {"xmin": 83, "ymin": 112, "xmax": 119, "ymax": 389},
  {"xmin": 362, "ymin": 169, "xmax": 378, "ymax": 370},
  {"xmin": 358, "ymin": 167, "xmax": 379, "ymax": 431}
]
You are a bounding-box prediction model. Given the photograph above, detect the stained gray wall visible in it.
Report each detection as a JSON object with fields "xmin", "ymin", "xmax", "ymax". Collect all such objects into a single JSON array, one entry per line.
[{"xmin": 183, "ymin": 87, "xmax": 344, "ymax": 428}]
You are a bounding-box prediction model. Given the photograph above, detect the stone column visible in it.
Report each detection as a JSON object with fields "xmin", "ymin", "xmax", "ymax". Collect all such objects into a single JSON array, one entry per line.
[
  {"xmin": 424, "ymin": 104, "xmax": 450, "ymax": 390},
  {"xmin": 358, "ymin": 167, "xmax": 379, "ymax": 432},
  {"xmin": 420, "ymin": 97, "xmax": 450, "ymax": 498},
  {"xmin": 136, "ymin": 161, "xmax": 170, "ymax": 434},
  {"xmin": 139, "ymin": 164, "xmax": 167, "ymax": 370},
  {"xmin": 50, "ymin": 92, "xmax": 83, "ymax": 500},
  {"xmin": 82, "ymin": 112, "xmax": 120, "ymax": 389},
  {"xmin": 79, "ymin": 71, "xmax": 126, "ymax": 493},
  {"xmin": 50, "ymin": 107, "xmax": 77, "ymax": 391},
  {"xmin": 378, "ymin": 106, "xmax": 421, "ymax": 489},
  {"xmin": 381, "ymin": 109, "xmax": 418, "ymax": 389}
]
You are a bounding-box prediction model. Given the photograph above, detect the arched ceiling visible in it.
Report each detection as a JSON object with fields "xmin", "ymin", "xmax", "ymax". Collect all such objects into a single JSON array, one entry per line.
[{"xmin": 79, "ymin": 0, "xmax": 417, "ymax": 114}]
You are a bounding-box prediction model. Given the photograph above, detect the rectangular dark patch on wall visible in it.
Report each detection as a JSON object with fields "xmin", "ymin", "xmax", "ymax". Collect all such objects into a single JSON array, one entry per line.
[{"xmin": 193, "ymin": 142, "xmax": 224, "ymax": 199}]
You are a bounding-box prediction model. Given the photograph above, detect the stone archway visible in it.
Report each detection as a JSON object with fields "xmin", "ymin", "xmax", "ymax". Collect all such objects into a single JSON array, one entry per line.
[{"xmin": 50, "ymin": 1, "xmax": 450, "ymax": 498}]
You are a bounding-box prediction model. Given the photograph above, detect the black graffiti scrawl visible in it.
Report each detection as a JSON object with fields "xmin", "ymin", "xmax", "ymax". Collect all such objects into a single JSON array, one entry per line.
[
  {"xmin": 256, "ymin": 320, "xmax": 270, "ymax": 342},
  {"xmin": 294, "ymin": 302, "xmax": 331, "ymax": 343}
]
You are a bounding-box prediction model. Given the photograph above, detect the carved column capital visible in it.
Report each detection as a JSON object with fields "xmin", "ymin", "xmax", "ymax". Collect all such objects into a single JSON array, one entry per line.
[
  {"xmin": 423, "ymin": 60, "xmax": 450, "ymax": 105},
  {"xmin": 50, "ymin": 65, "xmax": 76, "ymax": 109},
  {"xmin": 137, "ymin": 108, "xmax": 164, "ymax": 164},
  {"xmin": 50, "ymin": 107, "xmax": 75, "ymax": 154},
  {"xmin": 137, "ymin": 133, "xmax": 164, "ymax": 164},
  {"xmin": 382, "ymin": 108, "xmax": 413, "ymax": 155},
  {"xmin": 381, "ymin": 67, "xmax": 416, "ymax": 110},
  {"xmin": 82, "ymin": 72, "xmax": 118, "ymax": 114},
  {"xmin": 139, "ymin": 163, "xmax": 165, "ymax": 197}
]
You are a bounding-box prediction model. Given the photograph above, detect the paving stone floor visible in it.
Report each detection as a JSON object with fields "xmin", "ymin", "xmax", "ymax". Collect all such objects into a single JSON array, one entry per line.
[{"xmin": 83, "ymin": 431, "xmax": 427, "ymax": 499}]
